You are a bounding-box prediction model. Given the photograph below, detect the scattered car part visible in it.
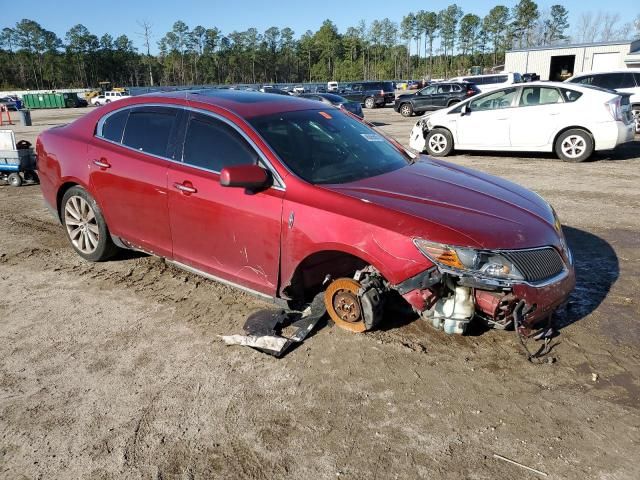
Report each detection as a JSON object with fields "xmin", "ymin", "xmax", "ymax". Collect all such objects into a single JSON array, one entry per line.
[{"xmin": 221, "ymin": 292, "xmax": 326, "ymax": 357}]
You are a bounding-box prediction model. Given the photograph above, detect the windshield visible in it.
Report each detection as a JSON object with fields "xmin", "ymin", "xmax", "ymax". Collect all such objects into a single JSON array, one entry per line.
[{"xmin": 249, "ymin": 109, "xmax": 410, "ymax": 185}]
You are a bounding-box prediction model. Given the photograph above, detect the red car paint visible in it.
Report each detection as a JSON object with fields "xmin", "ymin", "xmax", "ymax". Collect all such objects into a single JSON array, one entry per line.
[{"xmin": 37, "ymin": 90, "xmax": 575, "ymax": 329}]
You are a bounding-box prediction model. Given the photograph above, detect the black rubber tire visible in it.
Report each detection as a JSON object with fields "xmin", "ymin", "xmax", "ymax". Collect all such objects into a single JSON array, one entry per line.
[
  {"xmin": 23, "ymin": 171, "xmax": 39, "ymax": 183},
  {"xmin": 105, "ymin": 99, "xmax": 111, "ymax": 104},
  {"xmin": 364, "ymin": 97, "xmax": 376, "ymax": 109},
  {"xmin": 61, "ymin": 186, "xmax": 118, "ymax": 262},
  {"xmin": 8, "ymin": 173, "xmax": 22, "ymax": 187},
  {"xmin": 632, "ymin": 106, "xmax": 640, "ymax": 134},
  {"xmin": 399, "ymin": 103, "xmax": 414, "ymax": 117},
  {"xmin": 425, "ymin": 128, "xmax": 454, "ymax": 157},
  {"xmin": 94, "ymin": 101, "xmax": 101, "ymax": 106},
  {"xmin": 554, "ymin": 129, "xmax": 594, "ymax": 163}
]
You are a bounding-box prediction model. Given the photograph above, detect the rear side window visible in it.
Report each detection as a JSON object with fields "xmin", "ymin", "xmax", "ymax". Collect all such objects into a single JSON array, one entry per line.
[
  {"xmin": 560, "ymin": 88, "xmax": 583, "ymax": 102},
  {"xmin": 100, "ymin": 109, "xmax": 129, "ymax": 143},
  {"xmin": 182, "ymin": 113, "xmax": 257, "ymax": 172},
  {"xmin": 122, "ymin": 107, "xmax": 177, "ymax": 157},
  {"xmin": 519, "ymin": 87, "xmax": 562, "ymax": 106},
  {"xmin": 597, "ymin": 72, "xmax": 636, "ymax": 89}
]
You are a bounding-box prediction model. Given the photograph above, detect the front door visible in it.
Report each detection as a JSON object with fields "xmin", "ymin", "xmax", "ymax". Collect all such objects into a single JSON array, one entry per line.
[
  {"xmin": 167, "ymin": 111, "xmax": 284, "ymax": 296},
  {"xmin": 88, "ymin": 105, "xmax": 182, "ymax": 257},
  {"xmin": 413, "ymin": 85, "xmax": 437, "ymax": 112},
  {"xmin": 456, "ymin": 87, "xmax": 518, "ymax": 148}
]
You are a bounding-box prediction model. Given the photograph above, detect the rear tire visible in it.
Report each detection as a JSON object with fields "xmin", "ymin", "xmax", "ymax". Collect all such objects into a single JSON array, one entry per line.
[
  {"xmin": 94, "ymin": 101, "xmax": 101, "ymax": 106},
  {"xmin": 425, "ymin": 128, "xmax": 454, "ymax": 157},
  {"xmin": 364, "ymin": 97, "xmax": 375, "ymax": 109},
  {"xmin": 554, "ymin": 129, "xmax": 593, "ymax": 162},
  {"xmin": 399, "ymin": 103, "xmax": 414, "ymax": 117},
  {"xmin": 8, "ymin": 173, "xmax": 22, "ymax": 187},
  {"xmin": 61, "ymin": 186, "xmax": 118, "ymax": 262}
]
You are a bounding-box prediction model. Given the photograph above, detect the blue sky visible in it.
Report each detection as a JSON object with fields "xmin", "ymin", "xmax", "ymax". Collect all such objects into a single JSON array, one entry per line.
[{"xmin": 3, "ymin": 0, "xmax": 636, "ymax": 53}]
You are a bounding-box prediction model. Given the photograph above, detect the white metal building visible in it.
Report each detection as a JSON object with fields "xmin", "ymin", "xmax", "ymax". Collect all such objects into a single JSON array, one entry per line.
[{"xmin": 505, "ymin": 40, "xmax": 640, "ymax": 81}]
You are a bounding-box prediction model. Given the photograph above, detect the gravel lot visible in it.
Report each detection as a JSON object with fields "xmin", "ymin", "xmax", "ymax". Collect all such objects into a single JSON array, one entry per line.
[{"xmin": 1, "ymin": 104, "xmax": 639, "ymax": 479}]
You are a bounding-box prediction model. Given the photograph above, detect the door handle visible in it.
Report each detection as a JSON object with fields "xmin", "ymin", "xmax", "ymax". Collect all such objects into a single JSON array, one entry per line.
[
  {"xmin": 174, "ymin": 182, "xmax": 197, "ymax": 194},
  {"xmin": 93, "ymin": 159, "xmax": 110, "ymax": 169}
]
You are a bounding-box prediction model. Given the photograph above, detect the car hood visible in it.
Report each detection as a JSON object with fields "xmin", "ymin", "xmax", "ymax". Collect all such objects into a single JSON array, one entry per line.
[{"xmin": 324, "ymin": 158, "xmax": 560, "ymax": 250}]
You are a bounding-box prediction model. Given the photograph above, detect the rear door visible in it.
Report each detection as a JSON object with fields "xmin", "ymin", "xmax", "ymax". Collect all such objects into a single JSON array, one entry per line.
[
  {"xmin": 455, "ymin": 87, "xmax": 518, "ymax": 148},
  {"xmin": 88, "ymin": 105, "xmax": 182, "ymax": 257},
  {"xmin": 509, "ymin": 86, "xmax": 565, "ymax": 148},
  {"xmin": 167, "ymin": 111, "xmax": 284, "ymax": 295}
]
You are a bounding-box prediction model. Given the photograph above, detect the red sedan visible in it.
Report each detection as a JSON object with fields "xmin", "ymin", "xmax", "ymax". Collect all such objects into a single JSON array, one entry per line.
[{"xmin": 36, "ymin": 90, "xmax": 575, "ymax": 336}]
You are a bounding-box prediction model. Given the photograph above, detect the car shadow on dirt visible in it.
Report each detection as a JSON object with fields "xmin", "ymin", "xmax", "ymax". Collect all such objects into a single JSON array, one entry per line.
[{"xmin": 556, "ymin": 225, "xmax": 619, "ymax": 329}]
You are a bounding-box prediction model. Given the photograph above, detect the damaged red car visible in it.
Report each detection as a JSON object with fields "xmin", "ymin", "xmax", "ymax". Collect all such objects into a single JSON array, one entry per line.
[{"xmin": 37, "ymin": 90, "xmax": 575, "ymax": 335}]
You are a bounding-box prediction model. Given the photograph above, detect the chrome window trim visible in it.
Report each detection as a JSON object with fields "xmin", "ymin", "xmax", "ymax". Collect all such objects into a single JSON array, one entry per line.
[{"xmin": 95, "ymin": 103, "xmax": 286, "ymax": 191}]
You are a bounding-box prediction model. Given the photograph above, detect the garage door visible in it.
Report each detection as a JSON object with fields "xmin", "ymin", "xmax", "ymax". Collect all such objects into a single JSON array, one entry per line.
[{"xmin": 591, "ymin": 52, "xmax": 620, "ymax": 71}]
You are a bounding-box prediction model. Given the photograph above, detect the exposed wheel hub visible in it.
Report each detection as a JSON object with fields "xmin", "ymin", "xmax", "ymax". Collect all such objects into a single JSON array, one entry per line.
[{"xmin": 324, "ymin": 278, "xmax": 367, "ymax": 333}]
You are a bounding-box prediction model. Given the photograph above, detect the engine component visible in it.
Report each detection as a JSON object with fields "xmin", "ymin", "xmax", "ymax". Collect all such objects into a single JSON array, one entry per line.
[
  {"xmin": 426, "ymin": 286, "xmax": 475, "ymax": 335},
  {"xmin": 474, "ymin": 290, "xmax": 516, "ymax": 329}
]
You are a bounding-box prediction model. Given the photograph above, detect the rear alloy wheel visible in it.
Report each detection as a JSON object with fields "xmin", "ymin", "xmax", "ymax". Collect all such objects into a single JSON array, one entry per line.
[
  {"xmin": 324, "ymin": 278, "xmax": 367, "ymax": 333},
  {"xmin": 555, "ymin": 129, "xmax": 593, "ymax": 162},
  {"xmin": 8, "ymin": 173, "xmax": 22, "ymax": 187},
  {"xmin": 399, "ymin": 103, "xmax": 414, "ymax": 117},
  {"xmin": 425, "ymin": 128, "xmax": 454, "ymax": 157},
  {"xmin": 62, "ymin": 186, "xmax": 118, "ymax": 262},
  {"xmin": 364, "ymin": 97, "xmax": 376, "ymax": 109}
]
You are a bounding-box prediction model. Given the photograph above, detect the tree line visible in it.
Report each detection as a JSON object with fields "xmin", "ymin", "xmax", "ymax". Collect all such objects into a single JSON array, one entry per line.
[{"xmin": 0, "ymin": 3, "xmax": 638, "ymax": 90}]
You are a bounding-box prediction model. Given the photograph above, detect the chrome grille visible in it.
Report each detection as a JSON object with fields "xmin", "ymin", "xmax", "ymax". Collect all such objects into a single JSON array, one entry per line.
[{"xmin": 502, "ymin": 247, "xmax": 565, "ymax": 283}]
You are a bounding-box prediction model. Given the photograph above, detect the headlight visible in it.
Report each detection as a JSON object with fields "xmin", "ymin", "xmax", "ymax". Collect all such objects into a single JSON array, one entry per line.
[
  {"xmin": 413, "ymin": 239, "xmax": 525, "ymax": 281},
  {"xmin": 551, "ymin": 207, "xmax": 572, "ymax": 264}
]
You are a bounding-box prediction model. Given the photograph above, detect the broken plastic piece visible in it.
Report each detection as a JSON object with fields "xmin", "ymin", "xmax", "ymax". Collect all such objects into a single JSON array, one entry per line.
[{"xmin": 221, "ymin": 292, "xmax": 326, "ymax": 357}]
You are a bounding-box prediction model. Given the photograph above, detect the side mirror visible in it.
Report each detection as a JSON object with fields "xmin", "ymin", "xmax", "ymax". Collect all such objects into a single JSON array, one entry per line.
[
  {"xmin": 220, "ymin": 164, "xmax": 271, "ymax": 191},
  {"xmin": 461, "ymin": 104, "xmax": 469, "ymax": 116}
]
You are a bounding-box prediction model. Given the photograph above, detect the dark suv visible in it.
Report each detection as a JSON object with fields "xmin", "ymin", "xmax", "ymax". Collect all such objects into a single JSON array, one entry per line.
[
  {"xmin": 339, "ymin": 81, "xmax": 395, "ymax": 108},
  {"xmin": 394, "ymin": 82, "xmax": 480, "ymax": 117}
]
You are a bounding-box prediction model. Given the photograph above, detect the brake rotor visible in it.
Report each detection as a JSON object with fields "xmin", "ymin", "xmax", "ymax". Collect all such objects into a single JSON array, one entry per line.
[{"xmin": 324, "ymin": 278, "xmax": 367, "ymax": 333}]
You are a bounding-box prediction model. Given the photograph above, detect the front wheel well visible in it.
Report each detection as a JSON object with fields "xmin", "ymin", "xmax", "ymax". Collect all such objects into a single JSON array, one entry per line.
[{"xmin": 283, "ymin": 250, "xmax": 369, "ymax": 305}]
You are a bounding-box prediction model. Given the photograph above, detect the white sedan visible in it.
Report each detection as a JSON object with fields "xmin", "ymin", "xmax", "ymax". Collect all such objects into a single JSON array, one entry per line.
[{"xmin": 409, "ymin": 81, "xmax": 635, "ymax": 162}]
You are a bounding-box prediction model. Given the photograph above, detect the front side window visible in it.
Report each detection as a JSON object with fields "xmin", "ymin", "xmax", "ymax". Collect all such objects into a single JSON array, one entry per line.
[
  {"xmin": 250, "ymin": 109, "xmax": 410, "ymax": 185},
  {"xmin": 182, "ymin": 113, "xmax": 257, "ymax": 172},
  {"xmin": 419, "ymin": 86, "xmax": 437, "ymax": 95},
  {"xmin": 519, "ymin": 87, "xmax": 562, "ymax": 106},
  {"xmin": 122, "ymin": 107, "xmax": 177, "ymax": 157},
  {"xmin": 469, "ymin": 88, "xmax": 518, "ymax": 111}
]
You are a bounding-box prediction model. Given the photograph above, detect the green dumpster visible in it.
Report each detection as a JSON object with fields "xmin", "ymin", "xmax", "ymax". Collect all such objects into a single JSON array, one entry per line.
[{"xmin": 22, "ymin": 93, "xmax": 69, "ymax": 109}]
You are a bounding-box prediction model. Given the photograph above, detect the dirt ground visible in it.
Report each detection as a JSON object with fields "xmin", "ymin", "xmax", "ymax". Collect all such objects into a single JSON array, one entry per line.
[{"xmin": 1, "ymin": 105, "xmax": 639, "ymax": 480}]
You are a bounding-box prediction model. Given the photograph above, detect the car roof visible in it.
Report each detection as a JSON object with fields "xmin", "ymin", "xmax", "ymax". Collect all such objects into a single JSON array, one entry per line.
[
  {"xmin": 571, "ymin": 69, "xmax": 640, "ymax": 76},
  {"xmin": 140, "ymin": 89, "xmax": 320, "ymax": 118}
]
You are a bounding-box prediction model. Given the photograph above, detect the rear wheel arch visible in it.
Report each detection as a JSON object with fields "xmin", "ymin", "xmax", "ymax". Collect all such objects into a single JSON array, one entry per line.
[
  {"xmin": 552, "ymin": 126, "xmax": 594, "ymax": 150},
  {"xmin": 57, "ymin": 182, "xmax": 81, "ymax": 220}
]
